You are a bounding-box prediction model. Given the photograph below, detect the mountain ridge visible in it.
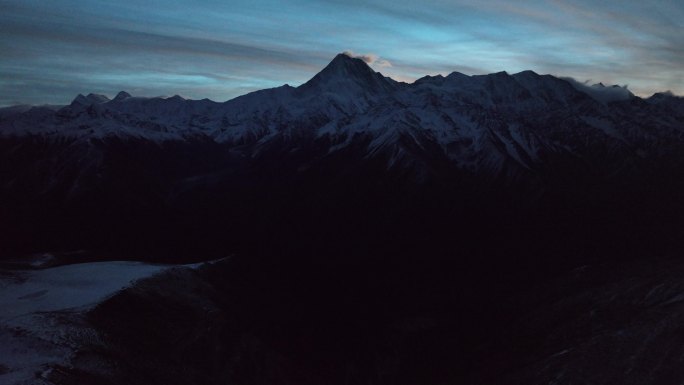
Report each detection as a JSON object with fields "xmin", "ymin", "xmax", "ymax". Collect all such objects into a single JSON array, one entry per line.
[
  {"xmin": 3, "ymin": 52, "xmax": 679, "ymax": 110},
  {"xmin": 4, "ymin": 54, "xmax": 684, "ymax": 385},
  {"xmin": 1, "ymin": 54, "xmax": 682, "ymax": 193},
  {"xmin": 1, "ymin": 53, "xmax": 684, "ymax": 259}
]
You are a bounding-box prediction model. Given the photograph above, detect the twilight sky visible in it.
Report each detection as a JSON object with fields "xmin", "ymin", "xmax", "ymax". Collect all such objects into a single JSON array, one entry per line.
[{"xmin": 1, "ymin": 0, "xmax": 682, "ymax": 106}]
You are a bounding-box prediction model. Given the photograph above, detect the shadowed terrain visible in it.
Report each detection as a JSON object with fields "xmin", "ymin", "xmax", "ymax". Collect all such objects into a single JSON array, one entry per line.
[{"xmin": 2, "ymin": 54, "xmax": 684, "ymax": 384}]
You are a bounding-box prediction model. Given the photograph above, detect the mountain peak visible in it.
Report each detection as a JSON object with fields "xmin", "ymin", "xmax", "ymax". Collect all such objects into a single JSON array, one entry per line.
[
  {"xmin": 317, "ymin": 53, "xmax": 376, "ymax": 80},
  {"xmin": 513, "ymin": 70, "xmax": 540, "ymax": 78},
  {"xmin": 299, "ymin": 53, "xmax": 397, "ymax": 95},
  {"xmin": 86, "ymin": 93, "xmax": 110, "ymax": 104},
  {"xmin": 71, "ymin": 93, "xmax": 110, "ymax": 106},
  {"xmin": 70, "ymin": 94, "xmax": 89, "ymax": 106},
  {"xmin": 113, "ymin": 91, "xmax": 132, "ymax": 101},
  {"xmin": 650, "ymin": 90, "xmax": 677, "ymax": 99}
]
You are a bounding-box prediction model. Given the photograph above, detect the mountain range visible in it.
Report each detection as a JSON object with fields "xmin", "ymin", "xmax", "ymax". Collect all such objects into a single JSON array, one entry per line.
[
  {"xmin": 2, "ymin": 52, "xmax": 684, "ymax": 261},
  {"xmin": 3, "ymin": 53, "xmax": 684, "ymax": 385}
]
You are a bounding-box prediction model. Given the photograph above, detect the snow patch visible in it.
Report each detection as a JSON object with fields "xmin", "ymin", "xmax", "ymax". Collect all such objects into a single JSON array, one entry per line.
[
  {"xmin": 0, "ymin": 261, "xmax": 171, "ymax": 323},
  {"xmin": 0, "ymin": 261, "xmax": 195, "ymax": 385}
]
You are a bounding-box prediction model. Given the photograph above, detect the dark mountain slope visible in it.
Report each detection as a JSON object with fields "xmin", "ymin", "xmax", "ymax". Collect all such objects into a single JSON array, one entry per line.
[
  {"xmin": 4, "ymin": 54, "xmax": 684, "ymax": 385},
  {"xmin": 1, "ymin": 53, "xmax": 684, "ymax": 265}
]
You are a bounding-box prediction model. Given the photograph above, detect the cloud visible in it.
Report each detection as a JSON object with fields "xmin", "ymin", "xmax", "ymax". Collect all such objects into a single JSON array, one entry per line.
[
  {"xmin": 0, "ymin": 2, "xmax": 330, "ymax": 106},
  {"xmin": 562, "ymin": 77, "xmax": 635, "ymax": 103},
  {"xmin": 343, "ymin": 50, "xmax": 392, "ymax": 68},
  {"xmin": 342, "ymin": 50, "xmax": 375, "ymax": 63},
  {"xmin": 374, "ymin": 59, "xmax": 392, "ymax": 68},
  {"xmin": 1, "ymin": 0, "xmax": 682, "ymax": 104}
]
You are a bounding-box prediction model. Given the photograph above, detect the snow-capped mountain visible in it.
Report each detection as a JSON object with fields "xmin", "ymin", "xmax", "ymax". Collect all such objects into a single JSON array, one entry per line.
[
  {"xmin": 5, "ymin": 54, "xmax": 684, "ymax": 385},
  {"xmin": 1, "ymin": 53, "xmax": 684, "ymax": 259},
  {"xmin": 2, "ymin": 53, "xmax": 682, "ymax": 175}
]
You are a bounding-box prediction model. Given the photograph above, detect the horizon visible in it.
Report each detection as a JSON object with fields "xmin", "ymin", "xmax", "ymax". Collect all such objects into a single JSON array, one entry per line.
[
  {"xmin": 0, "ymin": 51, "xmax": 678, "ymax": 108},
  {"xmin": 1, "ymin": 1, "xmax": 682, "ymax": 106}
]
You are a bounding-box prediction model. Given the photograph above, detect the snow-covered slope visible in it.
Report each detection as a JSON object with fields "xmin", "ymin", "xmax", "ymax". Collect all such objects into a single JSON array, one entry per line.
[
  {"xmin": 0, "ymin": 261, "xmax": 197, "ymax": 385},
  {"xmin": 0, "ymin": 262, "xmax": 170, "ymax": 322},
  {"xmin": 2, "ymin": 53, "xmax": 681, "ymax": 180}
]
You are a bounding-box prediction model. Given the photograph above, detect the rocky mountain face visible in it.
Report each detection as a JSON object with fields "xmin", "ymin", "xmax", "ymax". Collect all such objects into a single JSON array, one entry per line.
[{"xmin": 3, "ymin": 53, "xmax": 684, "ymax": 384}]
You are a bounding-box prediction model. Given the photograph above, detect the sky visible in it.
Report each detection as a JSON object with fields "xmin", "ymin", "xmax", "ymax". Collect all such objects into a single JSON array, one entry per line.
[{"xmin": 1, "ymin": 0, "xmax": 682, "ymax": 106}]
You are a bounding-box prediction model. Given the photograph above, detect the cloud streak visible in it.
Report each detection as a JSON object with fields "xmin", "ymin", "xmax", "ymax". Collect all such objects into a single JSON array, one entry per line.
[
  {"xmin": 562, "ymin": 78, "xmax": 635, "ymax": 103},
  {"xmin": 342, "ymin": 51, "xmax": 392, "ymax": 68},
  {"xmin": 0, "ymin": 0, "xmax": 681, "ymax": 106}
]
